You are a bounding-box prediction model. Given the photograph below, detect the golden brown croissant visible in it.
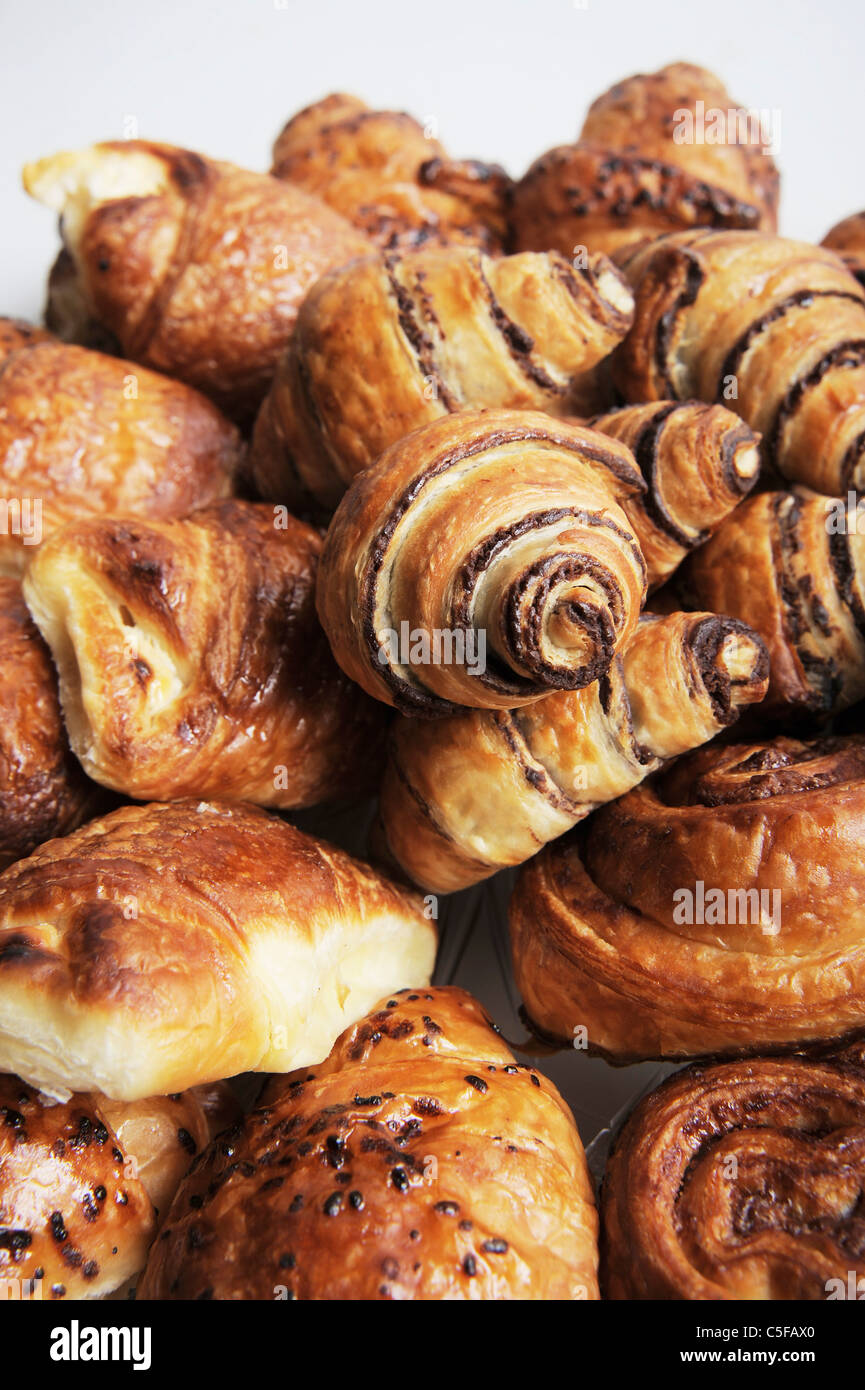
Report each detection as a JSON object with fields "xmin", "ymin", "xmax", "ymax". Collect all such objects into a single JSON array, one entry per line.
[
  {"xmin": 22, "ymin": 501, "xmax": 387, "ymax": 807},
  {"xmin": 271, "ymin": 93, "xmax": 511, "ymax": 252},
  {"xmin": 0, "ymin": 799, "xmax": 436, "ymax": 1100},
  {"xmin": 0, "ymin": 320, "xmax": 240, "ymax": 576},
  {"xmin": 138, "ymin": 987, "xmax": 599, "ymax": 1301},
  {"xmin": 249, "ymin": 244, "xmax": 635, "ymax": 512},
  {"xmin": 23, "ymin": 141, "xmax": 371, "ymax": 423},
  {"xmin": 612, "ymin": 228, "xmax": 865, "ymax": 495},
  {"xmin": 0, "ymin": 577, "xmax": 103, "ymax": 870},
  {"xmin": 0, "ymin": 1076, "xmax": 236, "ymax": 1299},
  {"xmin": 511, "ymin": 733, "xmax": 865, "ymax": 1062},
  {"xmin": 684, "ymin": 491, "xmax": 865, "ymax": 719},
  {"xmin": 379, "ymin": 610, "xmax": 768, "ymax": 893},
  {"xmin": 601, "ymin": 1043, "xmax": 865, "ymax": 1299},
  {"xmin": 822, "ymin": 211, "xmax": 865, "ymax": 289},
  {"xmin": 511, "ymin": 63, "xmax": 779, "ymax": 260},
  {"xmin": 589, "ymin": 401, "xmax": 760, "ymax": 589},
  {"xmin": 316, "ymin": 410, "xmax": 648, "ymax": 714}
]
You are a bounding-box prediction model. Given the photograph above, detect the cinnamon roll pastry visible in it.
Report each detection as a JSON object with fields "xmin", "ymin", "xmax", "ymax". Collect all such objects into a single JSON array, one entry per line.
[
  {"xmin": 22, "ymin": 500, "xmax": 386, "ymax": 808},
  {"xmin": 138, "ymin": 987, "xmax": 599, "ymax": 1301},
  {"xmin": 0, "ymin": 799, "xmax": 436, "ymax": 1100},
  {"xmin": 316, "ymin": 410, "xmax": 648, "ymax": 715},
  {"xmin": 0, "ymin": 578, "xmax": 103, "ymax": 871},
  {"xmin": 379, "ymin": 610, "xmax": 768, "ymax": 892},
  {"xmin": 23, "ymin": 141, "xmax": 370, "ymax": 423},
  {"xmin": 0, "ymin": 321, "xmax": 240, "ymax": 575},
  {"xmin": 271, "ymin": 93, "xmax": 511, "ymax": 252},
  {"xmin": 511, "ymin": 63, "xmax": 779, "ymax": 259},
  {"xmin": 0, "ymin": 1077, "xmax": 236, "ymax": 1299},
  {"xmin": 684, "ymin": 491, "xmax": 865, "ymax": 719},
  {"xmin": 612, "ymin": 228, "xmax": 865, "ymax": 495},
  {"xmin": 510, "ymin": 733, "xmax": 865, "ymax": 1062},
  {"xmin": 822, "ymin": 211, "xmax": 865, "ymax": 289},
  {"xmin": 601, "ymin": 1045, "xmax": 865, "ymax": 1299},
  {"xmin": 249, "ymin": 244, "xmax": 635, "ymax": 512},
  {"xmin": 589, "ymin": 401, "xmax": 760, "ymax": 589}
]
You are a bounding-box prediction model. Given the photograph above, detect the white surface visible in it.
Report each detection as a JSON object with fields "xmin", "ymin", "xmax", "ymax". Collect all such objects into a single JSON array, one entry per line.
[{"xmin": 2, "ymin": 0, "xmax": 864, "ymax": 319}]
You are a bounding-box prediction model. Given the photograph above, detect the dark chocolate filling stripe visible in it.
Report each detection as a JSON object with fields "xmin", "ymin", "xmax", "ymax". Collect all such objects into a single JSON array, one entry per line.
[{"xmin": 765, "ymin": 336, "xmax": 865, "ymax": 467}]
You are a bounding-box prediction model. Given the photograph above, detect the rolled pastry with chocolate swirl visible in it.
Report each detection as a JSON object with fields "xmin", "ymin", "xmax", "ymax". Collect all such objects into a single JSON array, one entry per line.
[
  {"xmin": 379, "ymin": 610, "xmax": 768, "ymax": 892},
  {"xmin": 511, "ymin": 733, "xmax": 865, "ymax": 1062},
  {"xmin": 601, "ymin": 1044, "xmax": 865, "ymax": 1299},
  {"xmin": 23, "ymin": 141, "xmax": 370, "ymax": 423},
  {"xmin": 684, "ymin": 491, "xmax": 865, "ymax": 719},
  {"xmin": 612, "ymin": 228, "xmax": 865, "ymax": 496},
  {"xmin": 589, "ymin": 401, "xmax": 760, "ymax": 589},
  {"xmin": 316, "ymin": 410, "xmax": 648, "ymax": 714},
  {"xmin": 23, "ymin": 501, "xmax": 387, "ymax": 807},
  {"xmin": 271, "ymin": 93, "xmax": 511, "ymax": 252},
  {"xmin": 139, "ymin": 987, "xmax": 599, "ymax": 1301},
  {"xmin": 822, "ymin": 211, "xmax": 865, "ymax": 289},
  {"xmin": 511, "ymin": 63, "xmax": 779, "ymax": 260},
  {"xmin": 249, "ymin": 245, "xmax": 635, "ymax": 512}
]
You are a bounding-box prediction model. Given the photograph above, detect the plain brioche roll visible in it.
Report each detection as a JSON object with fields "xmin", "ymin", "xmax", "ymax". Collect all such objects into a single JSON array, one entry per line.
[
  {"xmin": 139, "ymin": 987, "xmax": 599, "ymax": 1301},
  {"xmin": 0, "ymin": 800, "xmax": 436, "ymax": 1100}
]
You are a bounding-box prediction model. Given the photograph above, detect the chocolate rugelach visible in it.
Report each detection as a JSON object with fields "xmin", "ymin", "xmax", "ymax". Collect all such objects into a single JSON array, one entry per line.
[{"xmin": 822, "ymin": 210, "xmax": 865, "ymax": 289}]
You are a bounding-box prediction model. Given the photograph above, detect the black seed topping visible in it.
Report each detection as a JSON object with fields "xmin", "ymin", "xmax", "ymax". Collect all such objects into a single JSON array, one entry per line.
[
  {"xmin": 463, "ymin": 1255, "xmax": 478, "ymax": 1277},
  {"xmin": 464, "ymin": 1075, "xmax": 488, "ymax": 1093},
  {"xmin": 50, "ymin": 1212, "xmax": 67, "ymax": 1243},
  {"xmin": 482, "ymin": 1238, "xmax": 508, "ymax": 1254},
  {"xmin": 434, "ymin": 1201, "xmax": 459, "ymax": 1216},
  {"xmin": 349, "ymin": 1190, "xmax": 365, "ymax": 1210},
  {"xmin": 390, "ymin": 1166, "xmax": 409, "ymax": 1192},
  {"xmin": 323, "ymin": 1193, "xmax": 343, "ymax": 1216}
]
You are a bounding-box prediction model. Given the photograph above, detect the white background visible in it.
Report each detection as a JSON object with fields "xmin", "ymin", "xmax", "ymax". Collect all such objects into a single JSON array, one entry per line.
[{"xmin": 2, "ymin": 0, "xmax": 863, "ymax": 321}]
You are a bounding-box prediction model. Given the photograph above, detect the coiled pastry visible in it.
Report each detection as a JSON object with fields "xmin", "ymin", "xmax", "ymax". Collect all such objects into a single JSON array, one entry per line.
[
  {"xmin": 510, "ymin": 733, "xmax": 865, "ymax": 1062},
  {"xmin": 316, "ymin": 410, "xmax": 648, "ymax": 714},
  {"xmin": 23, "ymin": 141, "xmax": 371, "ymax": 423},
  {"xmin": 601, "ymin": 1042, "xmax": 865, "ymax": 1299},
  {"xmin": 0, "ymin": 1077, "xmax": 235, "ymax": 1299},
  {"xmin": 23, "ymin": 500, "xmax": 387, "ymax": 808},
  {"xmin": 0, "ymin": 320, "xmax": 240, "ymax": 575},
  {"xmin": 822, "ymin": 211, "xmax": 865, "ymax": 289},
  {"xmin": 379, "ymin": 610, "xmax": 768, "ymax": 893},
  {"xmin": 684, "ymin": 491, "xmax": 865, "ymax": 719},
  {"xmin": 0, "ymin": 799, "xmax": 436, "ymax": 1100},
  {"xmin": 271, "ymin": 93, "xmax": 511, "ymax": 252},
  {"xmin": 511, "ymin": 63, "xmax": 779, "ymax": 259},
  {"xmin": 612, "ymin": 228, "xmax": 865, "ymax": 495},
  {"xmin": 249, "ymin": 244, "xmax": 635, "ymax": 512},
  {"xmin": 589, "ymin": 401, "xmax": 760, "ymax": 589},
  {"xmin": 138, "ymin": 987, "xmax": 599, "ymax": 1301}
]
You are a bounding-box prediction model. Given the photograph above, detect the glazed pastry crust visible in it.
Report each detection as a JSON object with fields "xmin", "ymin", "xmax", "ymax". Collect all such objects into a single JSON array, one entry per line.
[
  {"xmin": 138, "ymin": 987, "xmax": 599, "ymax": 1301},
  {"xmin": 250, "ymin": 244, "xmax": 635, "ymax": 511},
  {"xmin": 0, "ymin": 799, "xmax": 436, "ymax": 1100},
  {"xmin": 23, "ymin": 141, "xmax": 371, "ymax": 423},
  {"xmin": 821, "ymin": 211, "xmax": 865, "ymax": 289},
  {"xmin": 511, "ymin": 735, "xmax": 865, "ymax": 1061},
  {"xmin": 23, "ymin": 501, "xmax": 387, "ymax": 808},
  {"xmin": 316, "ymin": 409, "xmax": 648, "ymax": 714},
  {"xmin": 511, "ymin": 63, "xmax": 779, "ymax": 259},
  {"xmin": 612, "ymin": 229, "xmax": 865, "ymax": 495},
  {"xmin": 271, "ymin": 93, "xmax": 511, "ymax": 252},
  {"xmin": 601, "ymin": 1046, "xmax": 865, "ymax": 1299}
]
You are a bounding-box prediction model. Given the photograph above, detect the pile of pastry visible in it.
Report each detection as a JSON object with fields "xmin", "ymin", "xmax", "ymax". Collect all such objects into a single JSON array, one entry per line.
[{"xmin": 1, "ymin": 61, "xmax": 864, "ymax": 1302}]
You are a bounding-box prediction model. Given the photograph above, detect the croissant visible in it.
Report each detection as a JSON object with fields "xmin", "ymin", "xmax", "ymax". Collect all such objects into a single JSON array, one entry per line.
[
  {"xmin": 22, "ymin": 500, "xmax": 387, "ymax": 808},
  {"xmin": 822, "ymin": 211, "xmax": 865, "ymax": 289},
  {"xmin": 271, "ymin": 93, "xmax": 511, "ymax": 252},
  {"xmin": 379, "ymin": 610, "xmax": 768, "ymax": 893},
  {"xmin": 138, "ymin": 987, "xmax": 599, "ymax": 1301},
  {"xmin": 684, "ymin": 491, "xmax": 865, "ymax": 719},
  {"xmin": 316, "ymin": 410, "xmax": 648, "ymax": 715},
  {"xmin": 511, "ymin": 63, "xmax": 779, "ymax": 260},
  {"xmin": 0, "ymin": 578, "xmax": 104, "ymax": 871},
  {"xmin": 589, "ymin": 401, "xmax": 760, "ymax": 589},
  {"xmin": 23, "ymin": 141, "xmax": 371, "ymax": 423},
  {"xmin": 0, "ymin": 1076, "xmax": 235, "ymax": 1299},
  {"xmin": 0, "ymin": 319, "xmax": 240, "ymax": 576},
  {"xmin": 249, "ymin": 244, "xmax": 635, "ymax": 512},
  {"xmin": 601, "ymin": 1042, "xmax": 865, "ymax": 1299},
  {"xmin": 612, "ymin": 228, "xmax": 865, "ymax": 496},
  {"xmin": 510, "ymin": 733, "xmax": 865, "ymax": 1062},
  {"xmin": 0, "ymin": 799, "xmax": 435, "ymax": 1100}
]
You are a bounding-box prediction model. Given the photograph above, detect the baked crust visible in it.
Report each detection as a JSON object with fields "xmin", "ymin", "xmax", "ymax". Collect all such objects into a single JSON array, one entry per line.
[{"xmin": 822, "ymin": 211, "xmax": 865, "ymax": 289}]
